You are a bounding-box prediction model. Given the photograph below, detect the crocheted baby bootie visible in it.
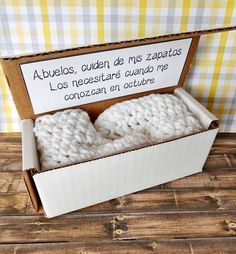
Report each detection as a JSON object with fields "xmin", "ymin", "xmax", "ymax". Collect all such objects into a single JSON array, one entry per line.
[
  {"xmin": 94, "ymin": 93, "xmax": 203, "ymax": 143},
  {"xmin": 34, "ymin": 109, "xmax": 108, "ymax": 170},
  {"xmin": 34, "ymin": 93, "xmax": 203, "ymax": 171}
]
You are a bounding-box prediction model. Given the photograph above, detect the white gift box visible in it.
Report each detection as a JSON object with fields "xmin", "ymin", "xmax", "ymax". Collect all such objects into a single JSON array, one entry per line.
[{"xmin": 2, "ymin": 26, "xmax": 234, "ymax": 218}]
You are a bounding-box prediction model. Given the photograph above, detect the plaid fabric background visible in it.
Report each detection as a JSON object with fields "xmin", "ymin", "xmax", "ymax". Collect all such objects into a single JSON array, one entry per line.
[{"xmin": 0, "ymin": 0, "xmax": 235, "ymax": 132}]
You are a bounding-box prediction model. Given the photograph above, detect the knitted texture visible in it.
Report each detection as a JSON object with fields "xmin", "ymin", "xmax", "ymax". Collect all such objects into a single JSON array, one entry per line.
[
  {"xmin": 34, "ymin": 109, "xmax": 149, "ymax": 170},
  {"xmin": 95, "ymin": 93, "xmax": 203, "ymax": 142},
  {"xmin": 34, "ymin": 93, "xmax": 203, "ymax": 171}
]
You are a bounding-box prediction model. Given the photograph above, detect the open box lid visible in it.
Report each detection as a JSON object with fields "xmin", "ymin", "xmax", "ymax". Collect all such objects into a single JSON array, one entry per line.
[{"xmin": 1, "ymin": 26, "xmax": 236, "ymax": 121}]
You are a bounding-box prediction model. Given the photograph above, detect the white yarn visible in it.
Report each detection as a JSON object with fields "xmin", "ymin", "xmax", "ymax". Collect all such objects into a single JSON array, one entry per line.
[
  {"xmin": 34, "ymin": 93, "xmax": 203, "ymax": 171},
  {"xmin": 34, "ymin": 109, "xmax": 149, "ymax": 170},
  {"xmin": 95, "ymin": 93, "xmax": 203, "ymax": 142}
]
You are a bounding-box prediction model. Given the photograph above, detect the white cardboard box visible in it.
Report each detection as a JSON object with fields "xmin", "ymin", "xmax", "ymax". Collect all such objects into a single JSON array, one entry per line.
[
  {"xmin": 2, "ymin": 27, "xmax": 234, "ymax": 218},
  {"xmin": 22, "ymin": 87, "xmax": 218, "ymax": 218}
]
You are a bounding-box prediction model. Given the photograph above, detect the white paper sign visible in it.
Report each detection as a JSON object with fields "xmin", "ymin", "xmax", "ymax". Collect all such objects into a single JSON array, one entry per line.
[{"xmin": 20, "ymin": 38, "xmax": 192, "ymax": 114}]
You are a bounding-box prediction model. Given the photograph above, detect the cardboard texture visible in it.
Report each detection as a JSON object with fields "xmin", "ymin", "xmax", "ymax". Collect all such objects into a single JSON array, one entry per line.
[
  {"xmin": 1, "ymin": 36, "xmax": 199, "ymax": 120},
  {"xmin": 33, "ymin": 129, "xmax": 217, "ymax": 218},
  {"xmin": 2, "ymin": 26, "xmax": 235, "ymax": 218},
  {"xmin": 20, "ymin": 38, "xmax": 193, "ymax": 114},
  {"xmin": 21, "ymin": 119, "xmax": 39, "ymax": 171},
  {"xmin": 174, "ymin": 88, "xmax": 218, "ymax": 129}
]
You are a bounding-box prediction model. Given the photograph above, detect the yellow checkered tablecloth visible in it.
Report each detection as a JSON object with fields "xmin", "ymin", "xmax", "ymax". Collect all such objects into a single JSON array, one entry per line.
[{"xmin": 0, "ymin": 0, "xmax": 235, "ymax": 132}]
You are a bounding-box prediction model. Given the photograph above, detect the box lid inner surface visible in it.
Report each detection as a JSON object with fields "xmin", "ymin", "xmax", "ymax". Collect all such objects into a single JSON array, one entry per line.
[{"xmin": 1, "ymin": 26, "xmax": 236, "ymax": 121}]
